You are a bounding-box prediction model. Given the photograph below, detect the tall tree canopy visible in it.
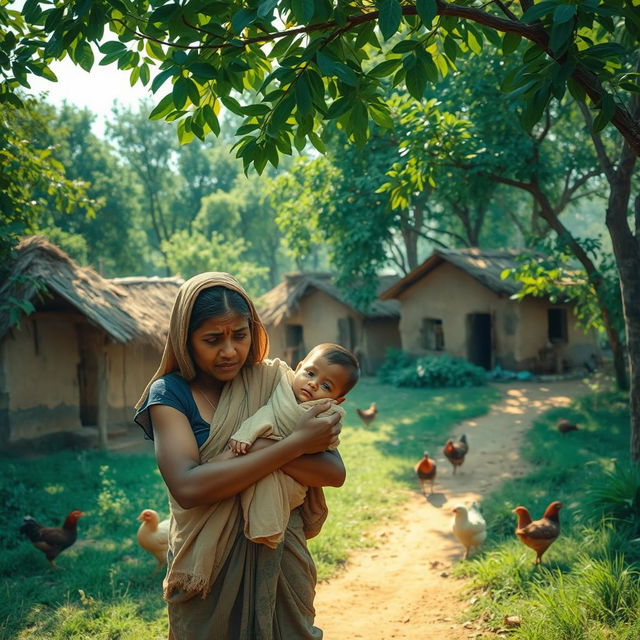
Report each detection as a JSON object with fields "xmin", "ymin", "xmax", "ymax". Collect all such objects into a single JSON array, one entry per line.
[{"xmin": 2, "ymin": 0, "xmax": 639, "ymax": 169}]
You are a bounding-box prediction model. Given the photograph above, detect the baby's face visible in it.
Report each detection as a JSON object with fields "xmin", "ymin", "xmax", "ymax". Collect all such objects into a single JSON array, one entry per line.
[{"xmin": 292, "ymin": 353, "xmax": 350, "ymax": 403}]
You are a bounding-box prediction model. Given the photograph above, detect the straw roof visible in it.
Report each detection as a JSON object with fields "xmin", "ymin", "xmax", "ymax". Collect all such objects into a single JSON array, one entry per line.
[
  {"xmin": 257, "ymin": 272, "xmax": 400, "ymax": 327},
  {"xmin": 0, "ymin": 236, "xmax": 181, "ymax": 349},
  {"xmin": 379, "ymin": 248, "xmax": 524, "ymax": 300}
]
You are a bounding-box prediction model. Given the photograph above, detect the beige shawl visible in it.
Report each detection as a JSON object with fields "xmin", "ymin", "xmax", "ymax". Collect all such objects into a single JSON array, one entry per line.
[{"xmin": 135, "ymin": 272, "xmax": 328, "ymax": 599}]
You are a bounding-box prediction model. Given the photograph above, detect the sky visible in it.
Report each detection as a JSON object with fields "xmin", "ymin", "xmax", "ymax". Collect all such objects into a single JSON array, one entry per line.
[{"xmin": 28, "ymin": 50, "xmax": 155, "ymax": 137}]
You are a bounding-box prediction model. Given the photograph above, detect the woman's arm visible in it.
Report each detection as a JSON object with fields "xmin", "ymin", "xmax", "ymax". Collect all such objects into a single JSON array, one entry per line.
[
  {"xmin": 250, "ymin": 439, "xmax": 345, "ymax": 487},
  {"xmin": 151, "ymin": 401, "xmax": 341, "ymax": 508}
]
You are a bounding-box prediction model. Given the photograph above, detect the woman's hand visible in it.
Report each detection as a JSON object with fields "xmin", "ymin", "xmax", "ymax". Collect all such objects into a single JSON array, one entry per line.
[{"xmin": 289, "ymin": 402, "xmax": 342, "ymax": 454}]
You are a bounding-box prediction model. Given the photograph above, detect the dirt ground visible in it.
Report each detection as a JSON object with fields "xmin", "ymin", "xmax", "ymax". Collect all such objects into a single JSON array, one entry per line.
[{"xmin": 313, "ymin": 379, "xmax": 587, "ymax": 640}]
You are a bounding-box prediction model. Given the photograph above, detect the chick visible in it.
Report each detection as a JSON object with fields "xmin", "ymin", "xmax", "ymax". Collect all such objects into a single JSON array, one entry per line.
[
  {"xmin": 451, "ymin": 502, "xmax": 486, "ymax": 559},
  {"xmin": 136, "ymin": 509, "xmax": 170, "ymax": 573},
  {"xmin": 557, "ymin": 418, "xmax": 579, "ymax": 433}
]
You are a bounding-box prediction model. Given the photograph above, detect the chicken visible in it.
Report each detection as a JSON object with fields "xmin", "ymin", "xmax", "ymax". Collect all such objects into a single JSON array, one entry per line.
[
  {"xmin": 414, "ymin": 451, "xmax": 437, "ymax": 496},
  {"xmin": 356, "ymin": 402, "xmax": 378, "ymax": 427},
  {"xmin": 557, "ymin": 418, "xmax": 579, "ymax": 433},
  {"xmin": 513, "ymin": 500, "xmax": 563, "ymax": 564},
  {"xmin": 451, "ymin": 502, "xmax": 486, "ymax": 559},
  {"xmin": 443, "ymin": 434, "xmax": 468, "ymax": 474},
  {"xmin": 137, "ymin": 509, "xmax": 170, "ymax": 573},
  {"xmin": 20, "ymin": 509, "xmax": 84, "ymax": 568}
]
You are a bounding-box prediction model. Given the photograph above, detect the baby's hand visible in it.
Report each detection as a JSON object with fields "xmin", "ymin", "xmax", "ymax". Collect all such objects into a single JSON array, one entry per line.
[{"xmin": 228, "ymin": 439, "xmax": 249, "ymax": 455}]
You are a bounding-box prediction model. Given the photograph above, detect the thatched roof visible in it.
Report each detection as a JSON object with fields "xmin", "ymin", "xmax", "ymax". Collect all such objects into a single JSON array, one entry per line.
[
  {"xmin": 0, "ymin": 236, "xmax": 181, "ymax": 348},
  {"xmin": 379, "ymin": 248, "xmax": 523, "ymax": 300},
  {"xmin": 257, "ymin": 272, "xmax": 400, "ymax": 327}
]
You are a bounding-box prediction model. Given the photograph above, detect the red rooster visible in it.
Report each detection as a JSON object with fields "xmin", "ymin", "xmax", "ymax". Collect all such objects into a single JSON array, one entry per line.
[
  {"xmin": 513, "ymin": 501, "xmax": 563, "ymax": 564},
  {"xmin": 20, "ymin": 510, "xmax": 84, "ymax": 568},
  {"xmin": 414, "ymin": 451, "xmax": 437, "ymax": 496},
  {"xmin": 356, "ymin": 402, "xmax": 378, "ymax": 427},
  {"xmin": 443, "ymin": 434, "xmax": 468, "ymax": 474}
]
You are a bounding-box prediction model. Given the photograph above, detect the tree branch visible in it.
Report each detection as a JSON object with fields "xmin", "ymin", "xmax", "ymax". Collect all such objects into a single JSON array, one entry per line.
[{"xmin": 576, "ymin": 100, "xmax": 615, "ymax": 182}]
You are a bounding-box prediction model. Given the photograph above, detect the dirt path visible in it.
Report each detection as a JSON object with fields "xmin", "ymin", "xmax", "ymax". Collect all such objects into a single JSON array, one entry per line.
[{"xmin": 314, "ymin": 379, "xmax": 587, "ymax": 640}]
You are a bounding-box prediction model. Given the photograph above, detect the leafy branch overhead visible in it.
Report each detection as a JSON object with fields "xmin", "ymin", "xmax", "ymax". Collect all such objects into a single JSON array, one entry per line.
[{"xmin": 1, "ymin": 0, "xmax": 639, "ymax": 171}]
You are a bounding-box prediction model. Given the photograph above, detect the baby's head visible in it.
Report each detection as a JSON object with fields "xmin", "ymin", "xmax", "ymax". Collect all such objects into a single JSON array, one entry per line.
[{"xmin": 291, "ymin": 343, "xmax": 360, "ymax": 404}]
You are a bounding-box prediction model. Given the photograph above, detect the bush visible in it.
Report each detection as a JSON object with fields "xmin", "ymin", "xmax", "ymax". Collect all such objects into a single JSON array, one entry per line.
[{"xmin": 378, "ymin": 351, "xmax": 486, "ymax": 388}]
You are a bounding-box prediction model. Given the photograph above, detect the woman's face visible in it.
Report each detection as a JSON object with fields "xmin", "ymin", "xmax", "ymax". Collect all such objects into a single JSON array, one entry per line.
[{"xmin": 189, "ymin": 311, "xmax": 252, "ymax": 383}]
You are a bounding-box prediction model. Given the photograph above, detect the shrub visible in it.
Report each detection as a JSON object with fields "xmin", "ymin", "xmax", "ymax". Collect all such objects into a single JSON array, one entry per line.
[
  {"xmin": 378, "ymin": 351, "xmax": 486, "ymax": 388},
  {"xmin": 581, "ymin": 463, "xmax": 640, "ymax": 535}
]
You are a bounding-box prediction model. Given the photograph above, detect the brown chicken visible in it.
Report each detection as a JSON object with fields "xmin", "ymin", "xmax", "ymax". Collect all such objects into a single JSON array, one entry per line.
[
  {"xmin": 356, "ymin": 402, "xmax": 378, "ymax": 427},
  {"xmin": 137, "ymin": 509, "xmax": 170, "ymax": 573},
  {"xmin": 20, "ymin": 509, "xmax": 84, "ymax": 567},
  {"xmin": 513, "ymin": 501, "xmax": 563, "ymax": 564},
  {"xmin": 557, "ymin": 418, "xmax": 579, "ymax": 433},
  {"xmin": 443, "ymin": 434, "xmax": 468, "ymax": 474},
  {"xmin": 414, "ymin": 451, "xmax": 437, "ymax": 495}
]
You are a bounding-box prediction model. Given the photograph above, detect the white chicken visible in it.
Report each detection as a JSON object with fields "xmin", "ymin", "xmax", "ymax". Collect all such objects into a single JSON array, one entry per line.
[
  {"xmin": 451, "ymin": 502, "xmax": 486, "ymax": 560},
  {"xmin": 136, "ymin": 509, "xmax": 170, "ymax": 573}
]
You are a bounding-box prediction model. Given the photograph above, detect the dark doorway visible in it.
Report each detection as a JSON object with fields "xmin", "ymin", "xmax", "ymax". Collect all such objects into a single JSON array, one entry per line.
[
  {"xmin": 285, "ymin": 324, "xmax": 305, "ymax": 368},
  {"xmin": 467, "ymin": 313, "xmax": 492, "ymax": 369},
  {"xmin": 76, "ymin": 324, "xmax": 99, "ymax": 426}
]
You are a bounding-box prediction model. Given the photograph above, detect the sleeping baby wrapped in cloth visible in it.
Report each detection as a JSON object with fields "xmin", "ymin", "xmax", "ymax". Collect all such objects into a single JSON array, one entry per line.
[{"xmin": 230, "ymin": 361, "xmax": 344, "ymax": 548}]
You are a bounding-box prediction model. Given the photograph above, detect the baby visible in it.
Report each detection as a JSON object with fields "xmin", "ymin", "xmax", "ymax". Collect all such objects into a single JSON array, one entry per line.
[{"xmin": 228, "ymin": 343, "xmax": 360, "ymax": 547}]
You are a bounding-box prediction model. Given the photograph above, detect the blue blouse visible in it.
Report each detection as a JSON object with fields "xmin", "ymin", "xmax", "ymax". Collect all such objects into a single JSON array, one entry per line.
[{"xmin": 134, "ymin": 373, "xmax": 210, "ymax": 447}]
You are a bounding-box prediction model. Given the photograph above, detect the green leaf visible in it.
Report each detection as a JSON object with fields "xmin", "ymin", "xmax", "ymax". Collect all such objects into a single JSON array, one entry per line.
[
  {"xmin": 149, "ymin": 93, "xmax": 175, "ymax": 120},
  {"xmin": 405, "ymin": 60, "xmax": 427, "ymax": 100},
  {"xmin": 295, "ymin": 72, "xmax": 313, "ymax": 116},
  {"xmin": 549, "ymin": 18, "xmax": 574, "ymax": 53},
  {"xmin": 185, "ymin": 77, "xmax": 200, "ymax": 106},
  {"xmin": 369, "ymin": 104, "xmax": 394, "ymax": 129},
  {"xmin": 377, "ymin": 0, "xmax": 402, "ymax": 41},
  {"xmin": 173, "ymin": 76, "xmax": 189, "ymax": 109},
  {"xmin": 502, "ymin": 32, "xmax": 521, "ymax": 55},
  {"xmin": 74, "ymin": 40, "xmax": 94, "ymax": 72},
  {"xmin": 202, "ymin": 104, "xmax": 221, "ymax": 135},
  {"xmin": 593, "ymin": 92, "xmax": 615, "ymax": 132},
  {"xmin": 220, "ymin": 95, "xmax": 245, "ymax": 115},
  {"xmin": 140, "ymin": 63, "xmax": 150, "ymax": 85},
  {"xmin": 368, "ymin": 59, "xmax": 402, "ymax": 78},
  {"xmin": 257, "ymin": 0, "xmax": 278, "ymax": 18},
  {"xmin": 190, "ymin": 62, "xmax": 217, "ymax": 80},
  {"xmin": 416, "ymin": 0, "xmax": 437, "ymax": 28},
  {"xmin": 177, "ymin": 118, "xmax": 195, "ymax": 144},
  {"xmin": 522, "ymin": 0, "xmax": 556, "ymax": 23},
  {"xmin": 553, "ymin": 4, "xmax": 576, "ymax": 25},
  {"xmin": 151, "ymin": 68, "xmax": 174, "ymax": 93},
  {"xmin": 100, "ymin": 41, "xmax": 127, "ymax": 55},
  {"xmin": 232, "ymin": 8, "xmax": 257, "ymax": 34}
]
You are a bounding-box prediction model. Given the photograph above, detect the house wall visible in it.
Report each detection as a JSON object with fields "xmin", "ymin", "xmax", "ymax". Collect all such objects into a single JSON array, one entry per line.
[
  {"xmin": 264, "ymin": 291, "xmax": 399, "ymax": 373},
  {"xmin": 0, "ymin": 310, "xmax": 165, "ymax": 443},
  {"xmin": 516, "ymin": 297, "xmax": 599, "ymax": 371},
  {"xmin": 107, "ymin": 342, "xmax": 162, "ymax": 424},
  {"xmin": 1, "ymin": 315, "xmax": 81, "ymax": 441},
  {"xmin": 396, "ymin": 262, "xmax": 599, "ymax": 371},
  {"xmin": 397, "ymin": 262, "xmax": 513, "ymax": 366},
  {"xmin": 361, "ymin": 318, "xmax": 402, "ymax": 373}
]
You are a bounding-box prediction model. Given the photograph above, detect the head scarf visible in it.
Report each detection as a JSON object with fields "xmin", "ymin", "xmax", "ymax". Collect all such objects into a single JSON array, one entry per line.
[{"xmin": 136, "ymin": 272, "xmax": 269, "ymax": 410}]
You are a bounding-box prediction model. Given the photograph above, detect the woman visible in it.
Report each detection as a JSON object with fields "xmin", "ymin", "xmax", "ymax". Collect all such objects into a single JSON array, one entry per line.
[{"xmin": 134, "ymin": 272, "xmax": 344, "ymax": 639}]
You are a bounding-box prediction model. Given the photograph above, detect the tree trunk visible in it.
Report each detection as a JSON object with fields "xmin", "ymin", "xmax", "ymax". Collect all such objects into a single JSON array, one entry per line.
[{"xmin": 604, "ymin": 143, "xmax": 639, "ymax": 459}]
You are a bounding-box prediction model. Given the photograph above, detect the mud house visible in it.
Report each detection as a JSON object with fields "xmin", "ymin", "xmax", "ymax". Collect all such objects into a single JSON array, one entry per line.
[
  {"xmin": 0, "ymin": 236, "xmax": 181, "ymax": 446},
  {"xmin": 379, "ymin": 248, "xmax": 600, "ymax": 373},
  {"xmin": 258, "ymin": 273, "xmax": 401, "ymax": 374}
]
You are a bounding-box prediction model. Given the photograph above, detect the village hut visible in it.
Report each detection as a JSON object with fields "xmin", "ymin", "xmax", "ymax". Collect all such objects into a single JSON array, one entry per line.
[
  {"xmin": 0, "ymin": 236, "xmax": 181, "ymax": 447},
  {"xmin": 257, "ymin": 273, "xmax": 401, "ymax": 374},
  {"xmin": 379, "ymin": 248, "xmax": 600, "ymax": 373}
]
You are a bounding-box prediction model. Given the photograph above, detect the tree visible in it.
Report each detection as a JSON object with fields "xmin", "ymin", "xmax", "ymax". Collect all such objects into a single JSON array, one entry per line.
[
  {"xmin": 4, "ymin": 1, "xmax": 640, "ymax": 455},
  {"xmin": 34, "ymin": 102, "xmax": 145, "ymax": 275}
]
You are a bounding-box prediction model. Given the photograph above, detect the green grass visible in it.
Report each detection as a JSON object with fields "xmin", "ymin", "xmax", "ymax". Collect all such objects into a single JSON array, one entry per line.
[
  {"xmin": 453, "ymin": 386, "xmax": 640, "ymax": 640},
  {"xmin": 0, "ymin": 378, "xmax": 499, "ymax": 639}
]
